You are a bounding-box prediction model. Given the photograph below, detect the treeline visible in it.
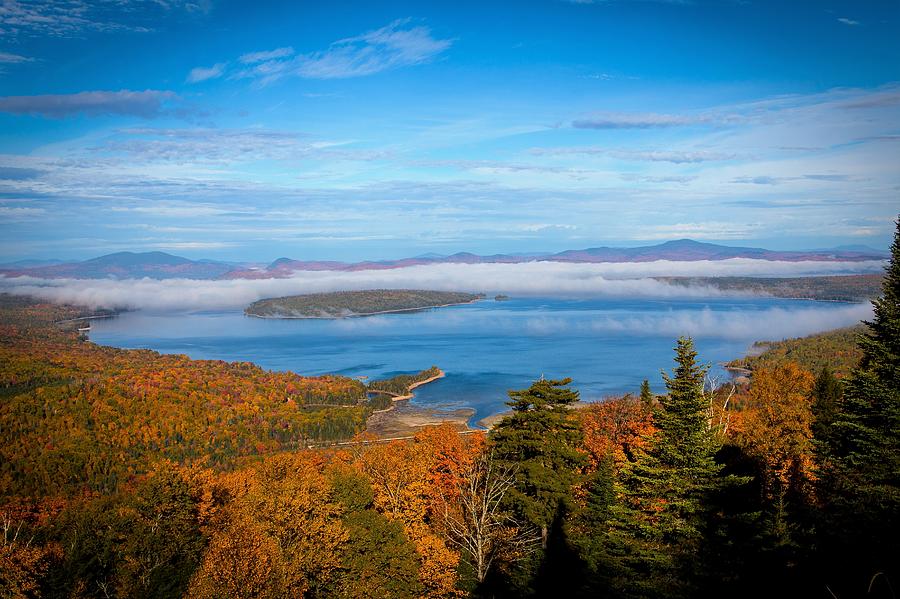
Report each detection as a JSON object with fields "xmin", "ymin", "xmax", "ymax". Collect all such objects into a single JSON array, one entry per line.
[
  {"xmin": 367, "ymin": 366, "xmax": 443, "ymax": 396},
  {"xmin": 0, "ymin": 295, "xmax": 380, "ymax": 497},
  {"xmin": 659, "ymin": 273, "xmax": 884, "ymax": 302},
  {"xmin": 727, "ymin": 325, "xmax": 864, "ymax": 376}
]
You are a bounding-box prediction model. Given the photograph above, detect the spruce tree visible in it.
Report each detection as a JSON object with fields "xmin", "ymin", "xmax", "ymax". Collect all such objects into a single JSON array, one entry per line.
[
  {"xmin": 488, "ymin": 377, "xmax": 586, "ymax": 596},
  {"xmin": 818, "ymin": 215, "xmax": 900, "ymax": 595},
  {"xmin": 810, "ymin": 365, "xmax": 842, "ymax": 463},
  {"xmin": 656, "ymin": 337, "xmax": 717, "ymax": 473},
  {"xmin": 639, "ymin": 379, "xmax": 653, "ymax": 409},
  {"xmin": 606, "ymin": 337, "xmax": 722, "ymax": 598},
  {"xmin": 490, "ymin": 377, "xmax": 586, "ymax": 538}
]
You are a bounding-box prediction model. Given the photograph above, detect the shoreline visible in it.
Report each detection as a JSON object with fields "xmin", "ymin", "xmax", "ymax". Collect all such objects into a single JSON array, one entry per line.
[
  {"xmin": 55, "ymin": 313, "xmax": 118, "ymax": 325},
  {"xmin": 245, "ymin": 298, "xmax": 482, "ymax": 319},
  {"xmin": 368, "ymin": 369, "xmax": 447, "ymax": 409},
  {"xmin": 365, "ymin": 369, "xmax": 476, "ymax": 437}
]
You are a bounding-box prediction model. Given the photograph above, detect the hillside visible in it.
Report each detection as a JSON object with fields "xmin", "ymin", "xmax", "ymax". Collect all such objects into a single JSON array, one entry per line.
[
  {"xmin": 0, "ymin": 294, "xmax": 377, "ymax": 496},
  {"xmin": 659, "ymin": 274, "xmax": 884, "ymax": 302},
  {"xmin": 246, "ymin": 289, "xmax": 484, "ymax": 318},
  {"xmin": 727, "ymin": 325, "xmax": 864, "ymax": 376}
]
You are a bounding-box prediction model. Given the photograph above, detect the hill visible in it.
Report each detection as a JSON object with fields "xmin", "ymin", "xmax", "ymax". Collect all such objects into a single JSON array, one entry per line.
[
  {"xmin": 727, "ymin": 325, "xmax": 864, "ymax": 377},
  {"xmin": 658, "ymin": 274, "xmax": 883, "ymax": 302},
  {"xmin": 0, "ymin": 294, "xmax": 379, "ymax": 496},
  {"xmin": 0, "ymin": 251, "xmax": 235, "ymax": 280},
  {"xmin": 246, "ymin": 289, "xmax": 484, "ymax": 318}
]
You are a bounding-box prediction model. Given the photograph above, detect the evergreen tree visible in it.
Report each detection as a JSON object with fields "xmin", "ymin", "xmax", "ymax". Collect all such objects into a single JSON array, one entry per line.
[
  {"xmin": 609, "ymin": 337, "xmax": 722, "ymax": 598},
  {"xmin": 818, "ymin": 215, "xmax": 900, "ymax": 597},
  {"xmin": 487, "ymin": 377, "xmax": 586, "ymax": 596},
  {"xmin": 490, "ymin": 377, "xmax": 585, "ymax": 540},
  {"xmin": 810, "ymin": 365, "xmax": 842, "ymax": 463},
  {"xmin": 639, "ymin": 379, "xmax": 654, "ymax": 409},
  {"xmin": 653, "ymin": 337, "xmax": 718, "ymax": 475}
]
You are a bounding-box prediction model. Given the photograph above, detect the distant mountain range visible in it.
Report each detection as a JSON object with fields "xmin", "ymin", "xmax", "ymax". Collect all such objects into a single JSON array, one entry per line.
[{"xmin": 0, "ymin": 240, "xmax": 888, "ymax": 281}]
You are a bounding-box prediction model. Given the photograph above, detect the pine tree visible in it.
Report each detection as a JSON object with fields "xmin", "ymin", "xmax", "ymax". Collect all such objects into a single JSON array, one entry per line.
[
  {"xmin": 810, "ymin": 365, "xmax": 842, "ymax": 463},
  {"xmin": 489, "ymin": 377, "xmax": 586, "ymax": 538},
  {"xmin": 818, "ymin": 215, "xmax": 900, "ymax": 596},
  {"xmin": 639, "ymin": 379, "xmax": 653, "ymax": 409},
  {"xmin": 656, "ymin": 337, "xmax": 718, "ymax": 474},
  {"xmin": 608, "ymin": 337, "xmax": 722, "ymax": 598}
]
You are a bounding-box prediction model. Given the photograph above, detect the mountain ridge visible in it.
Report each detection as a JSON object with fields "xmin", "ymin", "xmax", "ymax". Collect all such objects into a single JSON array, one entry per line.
[{"xmin": 0, "ymin": 240, "xmax": 888, "ymax": 281}]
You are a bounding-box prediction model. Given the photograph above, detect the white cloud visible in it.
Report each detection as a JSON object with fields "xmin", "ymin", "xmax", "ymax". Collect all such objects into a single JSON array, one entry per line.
[
  {"xmin": 232, "ymin": 19, "xmax": 453, "ymax": 84},
  {"xmin": 239, "ymin": 47, "xmax": 294, "ymax": 64},
  {"xmin": 186, "ymin": 62, "xmax": 226, "ymax": 83},
  {"xmin": 837, "ymin": 18, "xmax": 860, "ymax": 26},
  {"xmin": 572, "ymin": 112, "xmax": 726, "ymax": 129},
  {"xmin": 0, "ymin": 52, "xmax": 33, "ymax": 64}
]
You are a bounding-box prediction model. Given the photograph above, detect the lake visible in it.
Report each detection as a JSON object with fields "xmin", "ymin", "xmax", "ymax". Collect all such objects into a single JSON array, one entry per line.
[{"xmin": 88, "ymin": 296, "xmax": 870, "ymax": 424}]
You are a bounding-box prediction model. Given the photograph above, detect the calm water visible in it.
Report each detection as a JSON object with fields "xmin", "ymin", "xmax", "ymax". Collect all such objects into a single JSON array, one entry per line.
[{"xmin": 89, "ymin": 297, "xmax": 867, "ymax": 424}]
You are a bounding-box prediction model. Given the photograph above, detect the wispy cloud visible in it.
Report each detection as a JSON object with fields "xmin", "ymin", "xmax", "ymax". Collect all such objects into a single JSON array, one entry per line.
[
  {"xmin": 837, "ymin": 17, "xmax": 860, "ymax": 26},
  {"xmin": 0, "ymin": 90, "xmax": 176, "ymax": 118},
  {"xmin": 239, "ymin": 47, "xmax": 294, "ymax": 64},
  {"xmin": 186, "ymin": 62, "xmax": 226, "ymax": 83},
  {"xmin": 534, "ymin": 146, "xmax": 736, "ymax": 163},
  {"xmin": 0, "ymin": 0, "xmax": 206, "ymax": 38},
  {"xmin": 94, "ymin": 127, "xmax": 387, "ymax": 165},
  {"xmin": 733, "ymin": 174, "xmax": 852, "ymax": 186},
  {"xmin": 572, "ymin": 111, "xmax": 723, "ymax": 129},
  {"xmin": 294, "ymin": 19, "xmax": 453, "ymax": 79},
  {"xmin": 0, "ymin": 52, "xmax": 34, "ymax": 64},
  {"xmin": 227, "ymin": 19, "xmax": 453, "ymax": 84}
]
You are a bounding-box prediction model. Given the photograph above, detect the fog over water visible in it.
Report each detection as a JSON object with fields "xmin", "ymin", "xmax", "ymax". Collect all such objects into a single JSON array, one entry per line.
[{"xmin": 0, "ymin": 258, "xmax": 885, "ymax": 311}]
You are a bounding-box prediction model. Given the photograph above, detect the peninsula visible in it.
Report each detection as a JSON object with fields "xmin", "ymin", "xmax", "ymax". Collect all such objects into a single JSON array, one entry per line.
[{"xmin": 245, "ymin": 289, "xmax": 484, "ymax": 319}]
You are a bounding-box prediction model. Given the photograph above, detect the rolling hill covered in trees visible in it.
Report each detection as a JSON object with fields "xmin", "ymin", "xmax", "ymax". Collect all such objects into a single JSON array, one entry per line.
[
  {"xmin": 727, "ymin": 325, "xmax": 865, "ymax": 377},
  {"xmin": 0, "ymin": 295, "xmax": 378, "ymax": 497}
]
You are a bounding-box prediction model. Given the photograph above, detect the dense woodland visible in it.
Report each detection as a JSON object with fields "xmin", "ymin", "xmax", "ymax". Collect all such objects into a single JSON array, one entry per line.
[
  {"xmin": 0, "ymin": 296, "xmax": 378, "ymax": 498},
  {"xmin": 246, "ymin": 290, "xmax": 484, "ymax": 318},
  {"xmin": 727, "ymin": 325, "xmax": 865, "ymax": 377},
  {"xmin": 1, "ymin": 218, "xmax": 899, "ymax": 597}
]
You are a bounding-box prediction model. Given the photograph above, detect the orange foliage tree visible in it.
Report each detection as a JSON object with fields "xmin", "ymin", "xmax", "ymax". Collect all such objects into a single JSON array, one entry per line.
[{"xmin": 733, "ymin": 363, "xmax": 816, "ymax": 540}]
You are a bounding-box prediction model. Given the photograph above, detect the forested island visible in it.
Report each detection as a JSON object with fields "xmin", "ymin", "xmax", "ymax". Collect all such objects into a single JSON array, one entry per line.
[
  {"xmin": 245, "ymin": 289, "xmax": 485, "ymax": 318},
  {"xmin": 658, "ymin": 273, "xmax": 883, "ymax": 301}
]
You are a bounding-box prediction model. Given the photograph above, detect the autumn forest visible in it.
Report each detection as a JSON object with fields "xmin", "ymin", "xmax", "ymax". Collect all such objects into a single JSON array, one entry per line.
[{"xmin": 0, "ymin": 219, "xmax": 897, "ymax": 598}]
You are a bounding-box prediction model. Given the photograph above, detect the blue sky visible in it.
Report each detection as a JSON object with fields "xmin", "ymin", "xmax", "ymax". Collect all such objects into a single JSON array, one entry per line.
[{"xmin": 1, "ymin": 0, "xmax": 898, "ymax": 262}]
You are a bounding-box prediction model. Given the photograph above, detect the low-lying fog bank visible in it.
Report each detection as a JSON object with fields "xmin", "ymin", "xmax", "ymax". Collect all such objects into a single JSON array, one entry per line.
[{"xmin": 1, "ymin": 258, "xmax": 884, "ymax": 312}]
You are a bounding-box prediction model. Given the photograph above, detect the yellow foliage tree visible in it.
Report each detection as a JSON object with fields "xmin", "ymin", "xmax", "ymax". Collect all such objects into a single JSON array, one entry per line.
[{"xmin": 734, "ymin": 362, "xmax": 816, "ymax": 540}]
